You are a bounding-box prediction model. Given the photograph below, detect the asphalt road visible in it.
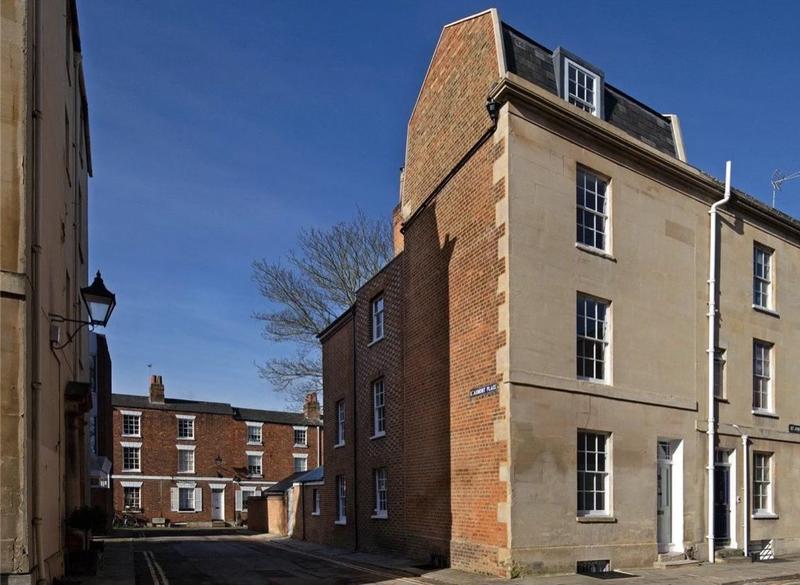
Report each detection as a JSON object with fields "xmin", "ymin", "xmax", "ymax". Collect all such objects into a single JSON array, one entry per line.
[{"xmin": 128, "ymin": 535, "xmax": 431, "ymax": 585}]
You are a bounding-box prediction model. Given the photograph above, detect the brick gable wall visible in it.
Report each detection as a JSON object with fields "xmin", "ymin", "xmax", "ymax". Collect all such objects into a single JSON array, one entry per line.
[
  {"xmin": 313, "ymin": 10, "xmax": 509, "ymax": 576},
  {"xmin": 400, "ymin": 10, "xmax": 509, "ymax": 576}
]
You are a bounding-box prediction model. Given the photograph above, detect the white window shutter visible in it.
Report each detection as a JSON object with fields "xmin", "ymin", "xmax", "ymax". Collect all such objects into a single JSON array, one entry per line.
[
  {"xmin": 235, "ymin": 490, "xmax": 243, "ymax": 512},
  {"xmin": 195, "ymin": 487, "xmax": 203, "ymax": 511},
  {"xmin": 171, "ymin": 487, "xmax": 179, "ymax": 512}
]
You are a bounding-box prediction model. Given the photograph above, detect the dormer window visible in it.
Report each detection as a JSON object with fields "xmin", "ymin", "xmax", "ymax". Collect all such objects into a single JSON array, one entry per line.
[{"xmin": 565, "ymin": 59, "xmax": 599, "ymax": 116}]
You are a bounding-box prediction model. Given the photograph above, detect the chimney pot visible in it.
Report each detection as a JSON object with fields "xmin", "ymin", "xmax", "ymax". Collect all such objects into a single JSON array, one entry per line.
[
  {"xmin": 303, "ymin": 392, "xmax": 320, "ymax": 421},
  {"xmin": 149, "ymin": 375, "xmax": 165, "ymax": 404}
]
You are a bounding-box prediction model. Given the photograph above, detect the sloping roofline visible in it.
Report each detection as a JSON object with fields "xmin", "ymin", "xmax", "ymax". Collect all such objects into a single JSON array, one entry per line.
[{"xmin": 111, "ymin": 393, "xmax": 321, "ymax": 426}]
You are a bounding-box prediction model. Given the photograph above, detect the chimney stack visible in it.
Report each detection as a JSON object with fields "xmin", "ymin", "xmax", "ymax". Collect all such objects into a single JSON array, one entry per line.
[
  {"xmin": 303, "ymin": 392, "xmax": 320, "ymax": 421},
  {"xmin": 149, "ymin": 375, "xmax": 165, "ymax": 404}
]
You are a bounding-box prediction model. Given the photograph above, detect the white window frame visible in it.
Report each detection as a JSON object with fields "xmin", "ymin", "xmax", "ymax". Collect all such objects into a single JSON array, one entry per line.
[
  {"xmin": 335, "ymin": 400, "xmax": 345, "ymax": 447},
  {"xmin": 371, "ymin": 295, "xmax": 385, "ymax": 343},
  {"xmin": 177, "ymin": 445, "xmax": 196, "ymax": 474},
  {"xmin": 293, "ymin": 453, "xmax": 308, "ymax": 473},
  {"xmin": 121, "ymin": 481, "xmax": 143, "ymax": 510},
  {"xmin": 576, "ymin": 167, "xmax": 610, "ymax": 252},
  {"xmin": 577, "ymin": 430, "xmax": 612, "ymax": 517},
  {"xmin": 178, "ymin": 486, "xmax": 196, "ymax": 512},
  {"xmin": 246, "ymin": 422, "xmax": 263, "ymax": 445},
  {"xmin": 564, "ymin": 58, "xmax": 599, "ymax": 117},
  {"xmin": 120, "ymin": 410, "xmax": 141, "ymax": 438},
  {"xmin": 577, "ymin": 294, "xmax": 611, "ymax": 383},
  {"xmin": 176, "ymin": 414, "xmax": 195, "ymax": 440},
  {"xmin": 753, "ymin": 244, "xmax": 773, "ymax": 310},
  {"xmin": 237, "ymin": 487, "xmax": 257, "ymax": 511},
  {"xmin": 293, "ymin": 426, "xmax": 308, "ymax": 447},
  {"xmin": 373, "ymin": 468, "xmax": 388, "ymax": 519},
  {"xmin": 336, "ymin": 475, "xmax": 347, "ymax": 524},
  {"xmin": 121, "ymin": 441, "xmax": 142, "ymax": 472},
  {"xmin": 372, "ymin": 379, "xmax": 385, "ymax": 438},
  {"xmin": 753, "ymin": 452, "xmax": 774, "ymax": 516},
  {"xmin": 246, "ymin": 451, "xmax": 263, "ymax": 478},
  {"xmin": 312, "ymin": 488, "xmax": 321, "ymax": 516},
  {"xmin": 752, "ymin": 340, "xmax": 774, "ymax": 414}
]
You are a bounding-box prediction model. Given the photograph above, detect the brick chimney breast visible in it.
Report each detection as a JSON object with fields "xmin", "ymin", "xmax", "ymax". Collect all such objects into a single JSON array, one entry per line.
[
  {"xmin": 149, "ymin": 375, "xmax": 165, "ymax": 404},
  {"xmin": 303, "ymin": 392, "xmax": 320, "ymax": 421}
]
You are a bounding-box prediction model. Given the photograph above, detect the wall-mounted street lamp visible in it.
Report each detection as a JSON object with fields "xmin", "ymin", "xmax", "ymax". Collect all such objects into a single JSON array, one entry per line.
[
  {"xmin": 50, "ymin": 271, "xmax": 116, "ymax": 349},
  {"xmin": 214, "ymin": 454, "xmax": 242, "ymax": 483}
]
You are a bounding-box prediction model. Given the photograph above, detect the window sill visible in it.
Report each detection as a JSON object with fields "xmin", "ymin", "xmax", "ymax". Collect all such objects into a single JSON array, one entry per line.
[
  {"xmin": 752, "ymin": 305, "xmax": 780, "ymax": 318},
  {"xmin": 577, "ymin": 376, "xmax": 609, "ymax": 386},
  {"xmin": 177, "ymin": 437, "xmax": 195, "ymax": 441},
  {"xmin": 247, "ymin": 442, "xmax": 263, "ymax": 446},
  {"xmin": 576, "ymin": 515, "xmax": 617, "ymax": 524},
  {"xmin": 715, "ymin": 396, "xmax": 729, "ymax": 403},
  {"xmin": 177, "ymin": 471, "xmax": 195, "ymax": 475},
  {"xmin": 121, "ymin": 434, "xmax": 141, "ymax": 439},
  {"xmin": 752, "ymin": 513, "xmax": 779, "ymax": 520},
  {"xmin": 752, "ymin": 409, "xmax": 779, "ymax": 419},
  {"xmin": 311, "ymin": 512, "xmax": 320, "ymax": 517},
  {"xmin": 575, "ymin": 242, "xmax": 616, "ymax": 262},
  {"xmin": 367, "ymin": 336, "xmax": 384, "ymax": 348},
  {"xmin": 334, "ymin": 442, "xmax": 345, "ymax": 449},
  {"xmin": 293, "ymin": 444, "xmax": 308, "ymax": 448},
  {"xmin": 370, "ymin": 432, "xmax": 386, "ymax": 441},
  {"xmin": 121, "ymin": 469, "xmax": 141, "ymax": 473},
  {"xmin": 334, "ymin": 519, "xmax": 347, "ymax": 526},
  {"xmin": 371, "ymin": 513, "xmax": 388, "ymax": 520},
  {"xmin": 177, "ymin": 510, "xmax": 197, "ymax": 514},
  {"xmin": 249, "ymin": 475, "xmax": 263, "ymax": 479}
]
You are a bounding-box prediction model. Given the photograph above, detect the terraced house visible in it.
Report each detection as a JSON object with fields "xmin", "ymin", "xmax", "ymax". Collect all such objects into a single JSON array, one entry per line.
[
  {"xmin": 111, "ymin": 376, "xmax": 322, "ymax": 526},
  {"xmin": 310, "ymin": 8, "xmax": 800, "ymax": 578}
]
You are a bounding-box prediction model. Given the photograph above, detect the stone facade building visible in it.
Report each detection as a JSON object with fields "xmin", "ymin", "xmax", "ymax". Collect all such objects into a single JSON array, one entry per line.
[
  {"xmin": 111, "ymin": 377, "xmax": 322, "ymax": 526},
  {"xmin": 1, "ymin": 1, "xmax": 96, "ymax": 582},
  {"xmin": 310, "ymin": 8, "xmax": 800, "ymax": 577}
]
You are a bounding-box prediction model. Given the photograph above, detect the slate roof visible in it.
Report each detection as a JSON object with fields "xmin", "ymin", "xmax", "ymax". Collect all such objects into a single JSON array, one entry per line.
[
  {"xmin": 112, "ymin": 393, "xmax": 321, "ymax": 427},
  {"xmin": 265, "ymin": 467, "xmax": 324, "ymax": 494},
  {"xmin": 295, "ymin": 466, "xmax": 324, "ymax": 484},
  {"xmin": 501, "ymin": 24, "xmax": 677, "ymax": 158}
]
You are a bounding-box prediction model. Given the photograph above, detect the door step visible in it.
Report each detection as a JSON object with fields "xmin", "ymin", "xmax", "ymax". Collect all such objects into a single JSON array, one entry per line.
[
  {"xmin": 211, "ymin": 520, "xmax": 227, "ymax": 527},
  {"xmin": 715, "ymin": 548, "xmax": 752, "ymax": 563},
  {"xmin": 653, "ymin": 558, "xmax": 702, "ymax": 569}
]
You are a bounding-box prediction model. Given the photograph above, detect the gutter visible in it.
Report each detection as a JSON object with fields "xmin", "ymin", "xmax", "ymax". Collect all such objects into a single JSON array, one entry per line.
[{"xmin": 706, "ymin": 161, "xmax": 732, "ymax": 563}]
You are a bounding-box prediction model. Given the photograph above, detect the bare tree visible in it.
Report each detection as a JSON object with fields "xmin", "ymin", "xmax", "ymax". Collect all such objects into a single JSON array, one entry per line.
[{"xmin": 252, "ymin": 209, "xmax": 393, "ymax": 406}]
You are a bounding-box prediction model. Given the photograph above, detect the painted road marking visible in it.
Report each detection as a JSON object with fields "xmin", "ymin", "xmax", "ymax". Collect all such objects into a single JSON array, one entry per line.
[
  {"xmin": 142, "ymin": 550, "xmax": 169, "ymax": 585},
  {"xmin": 260, "ymin": 539, "xmax": 430, "ymax": 584}
]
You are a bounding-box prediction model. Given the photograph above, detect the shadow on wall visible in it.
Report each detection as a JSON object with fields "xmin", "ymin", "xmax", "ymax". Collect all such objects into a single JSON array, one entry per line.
[{"xmin": 403, "ymin": 200, "xmax": 455, "ymax": 567}]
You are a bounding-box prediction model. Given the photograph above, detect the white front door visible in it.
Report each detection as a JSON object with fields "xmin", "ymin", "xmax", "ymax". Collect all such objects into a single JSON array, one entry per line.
[
  {"xmin": 212, "ymin": 488, "xmax": 224, "ymax": 521},
  {"xmin": 657, "ymin": 441, "xmax": 673, "ymax": 552}
]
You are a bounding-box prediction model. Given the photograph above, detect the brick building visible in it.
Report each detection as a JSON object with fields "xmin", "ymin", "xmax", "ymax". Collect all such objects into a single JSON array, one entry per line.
[
  {"xmin": 308, "ymin": 8, "xmax": 800, "ymax": 578},
  {"xmin": 111, "ymin": 376, "xmax": 322, "ymax": 526}
]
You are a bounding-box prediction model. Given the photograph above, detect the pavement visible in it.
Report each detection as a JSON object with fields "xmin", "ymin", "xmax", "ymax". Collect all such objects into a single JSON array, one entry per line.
[{"xmin": 81, "ymin": 528, "xmax": 800, "ymax": 585}]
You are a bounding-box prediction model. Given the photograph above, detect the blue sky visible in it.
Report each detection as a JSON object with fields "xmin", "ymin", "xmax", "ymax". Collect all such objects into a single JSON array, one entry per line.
[{"xmin": 80, "ymin": 1, "xmax": 800, "ymax": 411}]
